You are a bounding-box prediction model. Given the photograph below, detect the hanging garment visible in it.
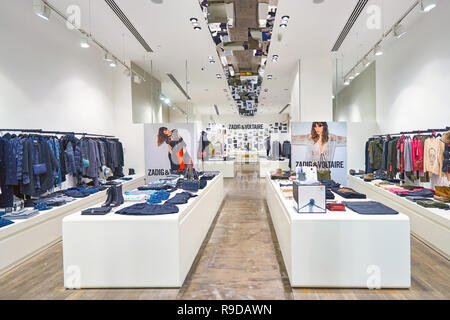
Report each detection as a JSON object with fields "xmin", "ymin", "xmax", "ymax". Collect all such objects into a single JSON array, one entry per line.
[
  {"xmin": 424, "ymin": 137, "xmax": 445, "ymax": 176},
  {"xmin": 0, "ymin": 137, "xmax": 18, "ymax": 208}
]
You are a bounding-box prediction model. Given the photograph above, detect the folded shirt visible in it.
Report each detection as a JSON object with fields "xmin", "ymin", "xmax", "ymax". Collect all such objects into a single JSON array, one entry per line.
[
  {"xmin": 331, "ymin": 187, "xmax": 366, "ymax": 199},
  {"xmin": 326, "ymin": 202, "xmax": 346, "ymax": 211},
  {"xmin": 2, "ymin": 208, "xmax": 40, "ymax": 220},
  {"xmin": 435, "ymin": 186, "xmax": 450, "ymax": 198},
  {"xmin": 388, "ymin": 188, "xmax": 410, "ymax": 194},
  {"xmin": 181, "ymin": 180, "xmax": 199, "ymax": 192},
  {"xmin": 166, "ymin": 192, "xmax": 198, "ymax": 205},
  {"xmin": 434, "ymin": 195, "xmax": 450, "ymax": 203},
  {"xmin": 146, "ymin": 190, "xmax": 171, "ymax": 204},
  {"xmin": 115, "ymin": 203, "xmax": 179, "ymax": 215},
  {"xmin": 405, "ymin": 196, "xmax": 436, "ymax": 202},
  {"xmin": 342, "ymin": 201, "xmax": 398, "ymax": 215},
  {"xmin": 0, "ymin": 218, "xmax": 14, "ymax": 228},
  {"xmin": 416, "ymin": 200, "xmax": 450, "ymax": 210},
  {"xmin": 81, "ymin": 207, "xmax": 112, "ymax": 215},
  {"xmin": 397, "ymin": 189, "xmax": 434, "ymax": 198}
]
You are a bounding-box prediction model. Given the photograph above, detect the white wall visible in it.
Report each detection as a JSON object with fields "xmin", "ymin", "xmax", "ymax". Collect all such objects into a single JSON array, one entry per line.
[
  {"xmin": 376, "ymin": 1, "xmax": 450, "ymax": 133},
  {"xmin": 335, "ymin": 62, "xmax": 376, "ymax": 122},
  {"xmin": 0, "ymin": 0, "xmax": 116, "ymax": 135}
]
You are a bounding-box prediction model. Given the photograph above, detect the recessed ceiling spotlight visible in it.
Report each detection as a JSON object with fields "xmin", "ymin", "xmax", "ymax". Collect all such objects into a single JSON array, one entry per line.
[
  {"xmin": 374, "ymin": 44, "xmax": 383, "ymax": 56},
  {"xmin": 194, "ymin": 26, "xmax": 201, "ymax": 31},
  {"xmin": 267, "ymin": 75, "xmax": 273, "ymax": 80},
  {"xmin": 272, "ymin": 55, "xmax": 279, "ymax": 62},
  {"xmin": 33, "ymin": 0, "xmax": 51, "ymax": 20},
  {"xmin": 313, "ymin": 0, "xmax": 325, "ymax": 4},
  {"xmin": 420, "ymin": 0, "xmax": 436, "ymax": 12},
  {"xmin": 80, "ymin": 34, "xmax": 90, "ymax": 48},
  {"xmin": 216, "ymin": 74, "xmax": 222, "ymax": 79},
  {"xmin": 280, "ymin": 23, "xmax": 287, "ymax": 28},
  {"xmin": 164, "ymin": 98, "xmax": 170, "ymax": 105},
  {"xmin": 393, "ymin": 23, "xmax": 407, "ymax": 38},
  {"xmin": 190, "ymin": 18, "xmax": 198, "ymax": 23},
  {"xmin": 281, "ymin": 15, "xmax": 290, "ymax": 21}
]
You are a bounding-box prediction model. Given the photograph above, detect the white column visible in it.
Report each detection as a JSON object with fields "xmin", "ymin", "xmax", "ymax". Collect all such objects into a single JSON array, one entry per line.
[{"xmin": 291, "ymin": 58, "xmax": 333, "ymax": 122}]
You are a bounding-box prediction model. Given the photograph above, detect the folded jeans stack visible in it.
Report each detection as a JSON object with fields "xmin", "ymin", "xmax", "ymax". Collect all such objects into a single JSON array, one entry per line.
[
  {"xmin": 416, "ymin": 200, "xmax": 450, "ymax": 210},
  {"xmin": 115, "ymin": 203, "xmax": 179, "ymax": 215},
  {"xmin": 331, "ymin": 187, "xmax": 367, "ymax": 199},
  {"xmin": 166, "ymin": 192, "xmax": 198, "ymax": 205},
  {"xmin": 2, "ymin": 208, "xmax": 39, "ymax": 219},
  {"xmin": 342, "ymin": 201, "xmax": 398, "ymax": 215},
  {"xmin": 81, "ymin": 207, "xmax": 112, "ymax": 215}
]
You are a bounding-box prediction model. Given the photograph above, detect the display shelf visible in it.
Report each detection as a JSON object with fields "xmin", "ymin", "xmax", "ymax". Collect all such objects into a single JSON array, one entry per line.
[
  {"xmin": 62, "ymin": 173, "xmax": 224, "ymax": 288},
  {"xmin": 259, "ymin": 159, "xmax": 290, "ymax": 177},
  {"xmin": 198, "ymin": 160, "xmax": 235, "ymax": 178},
  {"xmin": 348, "ymin": 175, "xmax": 450, "ymax": 259},
  {"xmin": 266, "ymin": 174, "xmax": 411, "ymax": 288},
  {"xmin": 0, "ymin": 175, "xmax": 145, "ymax": 276}
]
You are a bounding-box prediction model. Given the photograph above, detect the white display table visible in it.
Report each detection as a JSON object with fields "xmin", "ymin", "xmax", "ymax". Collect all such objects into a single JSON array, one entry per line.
[
  {"xmin": 62, "ymin": 173, "xmax": 224, "ymax": 288},
  {"xmin": 266, "ymin": 174, "xmax": 411, "ymax": 288},
  {"xmin": 348, "ymin": 175, "xmax": 450, "ymax": 259},
  {"xmin": 0, "ymin": 175, "xmax": 145, "ymax": 276},
  {"xmin": 259, "ymin": 159, "xmax": 290, "ymax": 177},
  {"xmin": 198, "ymin": 160, "xmax": 235, "ymax": 178}
]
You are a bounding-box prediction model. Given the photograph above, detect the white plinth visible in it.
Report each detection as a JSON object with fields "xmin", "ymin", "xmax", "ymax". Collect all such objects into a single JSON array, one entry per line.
[
  {"xmin": 62, "ymin": 174, "xmax": 224, "ymax": 288},
  {"xmin": 348, "ymin": 175, "xmax": 450, "ymax": 259},
  {"xmin": 0, "ymin": 175, "xmax": 145, "ymax": 276},
  {"xmin": 266, "ymin": 174, "xmax": 411, "ymax": 288},
  {"xmin": 259, "ymin": 159, "xmax": 290, "ymax": 177},
  {"xmin": 198, "ymin": 160, "xmax": 235, "ymax": 178}
]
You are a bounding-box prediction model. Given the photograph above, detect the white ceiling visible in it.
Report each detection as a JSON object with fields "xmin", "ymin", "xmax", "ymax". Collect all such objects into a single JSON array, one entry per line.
[{"xmin": 47, "ymin": 0, "xmax": 433, "ymax": 117}]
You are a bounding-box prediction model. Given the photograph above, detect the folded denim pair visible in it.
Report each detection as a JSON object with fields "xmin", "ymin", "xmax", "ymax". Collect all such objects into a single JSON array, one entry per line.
[
  {"xmin": 181, "ymin": 180, "xmax": 200, "ymax": 192},
  {"xmin": 81, "ymin": 207, "xmax": 112, "ymax": 215},
  {"xmin": 166, "ymin": 192, "xmax": 198, "ymax": 205},
  {"xmin": 34, "ymin": 202, "xmax": 53, "ymax": 211},
  {"xmin": 332, "ymin": 187, "xmax": 366, "ymax": 199},
  {"xmin": 116, "ymin": 203, "xmax": 179, "ymax": 215},
  {"xmin": 416, "ymin": 200, "xmax": 450, "ymax": 210},
  {"xmin": 0, "ymin": 218, "xmax": 14, "ymax": 228},
  {"xmin": 342, "ymin": 201, "xmax": 398, "ymax": 215},
  {"xmin": 146, "ymin": 190, "xmax": 171, "ymax": 204},
  {"xmin": 2, "ymin": 208, "xmax": 40, "ymax": 220}
]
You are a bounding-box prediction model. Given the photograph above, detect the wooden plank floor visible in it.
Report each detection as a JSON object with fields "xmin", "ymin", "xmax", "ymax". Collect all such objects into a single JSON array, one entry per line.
[{"xmin": 0, "ymin": 166, "xmax": 449, "ymax": 300}]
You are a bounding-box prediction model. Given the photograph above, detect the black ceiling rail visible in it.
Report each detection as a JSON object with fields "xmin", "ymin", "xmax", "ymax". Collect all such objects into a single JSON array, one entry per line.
[
  {"xmin": 0, "ymin": 128, "xmax": 115, "ymax": 138},
  {"xmin": 373, "ymin": 127, "xmax": 449, "ymax": 138}
]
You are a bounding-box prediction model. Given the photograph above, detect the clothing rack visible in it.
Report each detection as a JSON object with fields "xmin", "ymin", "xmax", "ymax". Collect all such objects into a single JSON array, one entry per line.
[
  {"xmin": 0, "ymin": 128, "xmax": 115, "ymax": 138},
  {"xmin": 373, "ymin": 127, "xmax": 449, "ymax": 138}
]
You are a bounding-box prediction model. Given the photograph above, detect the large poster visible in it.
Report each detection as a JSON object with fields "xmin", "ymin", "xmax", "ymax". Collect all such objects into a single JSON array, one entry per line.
[
  {"xmin": 144, "ymin": 123, "xmax": 198, "ymax": 182},
  {"xmin": 291, "ymin": 122, "xmax": 347, "ymax": 186}
]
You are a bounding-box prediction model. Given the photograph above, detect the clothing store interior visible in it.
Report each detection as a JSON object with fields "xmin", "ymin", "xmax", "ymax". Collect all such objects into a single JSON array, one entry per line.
[{"xmin": 1, "ymin": 0, "xmax": 449, "ymax": 302}]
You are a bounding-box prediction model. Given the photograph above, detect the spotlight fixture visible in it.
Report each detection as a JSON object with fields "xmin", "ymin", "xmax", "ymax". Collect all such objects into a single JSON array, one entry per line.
[
  {"xmin": 281, "ymin": 15, "xmax": 290, "ymax": 21},
  {"xmin": 272, "ymin": 54, "xmax": 279, "ymax": 62},
  {"xmin": 348, "ymin": 73, "xmax": 355, "ymax": 80},
  {"xmin": 393, "ymin": 23, "xmax": 407, "ymax": 38},
  {"xmin": 363, "ymin": 58, "xmax": 371, "ymax": 67},
  {"xmin": 267, "ymin": 75, "xmax": 273, "ymax": 80},
  {"xmin": 194, "ymin": 26, "xmax": 201, "ymax": 31},
  {"xmin": 109, "ymin": 59, "xmax": 117, "ymax": 67},
  {"xmin": 80, "ymin": 34, "xmax": 90, "ymax": 48},
  {"xmin": 420, "ymin": 0, "xmax": 436, "ymax": 12},
  {"xmin": 208, "ymin": 56, "xmax": 215, "ymax": 64},
  {"xmin": 123, "ymin": 68, "xmax": 131, "ymax": 77},
  {"xmin": 164, "ymin": 98, "xmax": 170, "ymax": 105},
  {"xmin": 133, "ymin": 75, "xmax": 142, "ymax": 84},
  {"xmin": 216, "ymin": 74, "xmax": 222, "ymax": 79},
  {"xmin": 190, "ymin": 17, "xmax": 198, "ymax": 23},
  {"xmin": 344, "ymin": 78, "xmax": 350, "ymax": 86},
  {"xmin": 374, "ymin": 44, "xmax": 383, "ymax": 56},
  {"xmin": 103, "ymin": 53, "xmax": 113, "ymax": 62},
  {"xmin": 33, "ymin": 0, "xmax": 51, "ymax": 20},
  {"xmin": 280, "ymin": 23, "xmax": 287, "ymax": 28}
]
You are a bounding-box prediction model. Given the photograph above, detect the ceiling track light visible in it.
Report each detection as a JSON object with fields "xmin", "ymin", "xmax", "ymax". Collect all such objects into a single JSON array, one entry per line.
[
  {"xmin": 344, "ymin": 78, "xmax": 350, "ymax": 86},
  {"xmin": 123, "ymin": 68, "xmax": 131, "ymax": 77},
  {"xmin": 33, "ymin": 0, "xmax": 51, "ymax": 20},
  {"xmin": 103, "ymin": 52, "xmax": 113, "ymax": 62},
  {"xmin": 109, "ymin": 59, "xmax": 117, "ymax": 68},
  {"xmin": 393, "ymin": 23, "xmax": 407, "ymax": 38},
  {"xmin": 374, "ymin": 44, "xmax": 383, "ymax": 56},
  {"xmin": 80, "ymin": 33, "xmax": 90, "ymax": 48},
  {"xmin": 420, "ymin": 0, "xmax": 436, "ymax": 12},
  {"xmin": 133, "ymin": 75, "xmax": 142, "ymax": 84},
  {"xmin": 363, "ymin": 58, "xmax": 371, "ymax": 67}
]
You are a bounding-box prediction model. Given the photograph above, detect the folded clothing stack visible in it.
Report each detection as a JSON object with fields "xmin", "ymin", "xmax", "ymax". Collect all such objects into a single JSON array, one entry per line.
[
  {"xmin": 123, "ymin": 189, "xmax": 154, "ymax": 202},
  {"xmin": 331, "ymin": 187, "xmax": 366, "ymax": 199},
  {"xmin": 388, "ymin": 188, "xmax": 410, "ymax": 194},
  {"xmin": 0, "ymin": 218, "xmax": 14, "ymax": 228},
  {"xmin": 116, "ymin": 203, "xmax": 179, "ymax": 215},
  {"xmin": 363, "ymin": 173, "xmax": 376, "ymax": 181},
  {"xmin": 434, "ymin": 186, "xmax": 450, "ymax": 203},
  {"xmin": 81, "ymin": 207, "xmax": 112, "ymax": 215},
  {"xmin": 166, "ymin": 192, "xmax": 198, "ymax": 205},
  {"xmin": 2, "ymin": 208, "xmax": 39, "ymax": 220},
  {"xmin": 146, "ymin": 190, "xmax": 171, "ymax": 204},
  {"xmin": 34, "ymin": 202, "xmax": 53, "ymax": 211},
  {"xmin": 342, "ymin": 201, "xmax": 398, "ymax": 215},
  {"xmin": 416, "ymin": 200, "xmax": 450, "ymax": 210},
  {"xmin": 405, "ymin": 196, "xmax": 436, "ymax": 202},
  {"xmin": 181, "ymin": 180, "xmax": 200, "ymax": 192},
  {"xmin": 63, "ymin": 187, "xmax": 100, "ymax": 198},
  {"xmin": 396, "ymin": 189, "xmax": 434, "ymax": 198},
  {"xmin": 326, "ymin": 202, "xmax": 346, "ymax": 211},
  {"xmin": 319, "ymin": 180, "xmax": 340, "ymax": 200}
]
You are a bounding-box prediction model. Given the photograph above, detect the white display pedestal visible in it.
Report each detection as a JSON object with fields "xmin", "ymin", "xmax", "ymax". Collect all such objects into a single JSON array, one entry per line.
[
  {"xmin": 259, "ymin": 159, "xmax": 290, "ymax": 177},
  {"xmin": 348, "ymin": 175, "xmax": 450, "ymax": 259},
  {"xmin": 62, "ymin": 174, "xmax": 224, "ymax": 288},
  {"xmin": 198, "ymin": 160, "xmax": 235, "ymax": 178},
  {"xmin": 0, "ymin": 175, "xmax": 145, "ymax": 276},
  {"xmin": 266, "ymin": 174, "xmax": 411, "ymax": 288}
]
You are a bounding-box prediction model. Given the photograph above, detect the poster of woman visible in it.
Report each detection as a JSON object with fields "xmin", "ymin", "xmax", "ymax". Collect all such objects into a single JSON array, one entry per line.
[
  {"xmin": 144, "ymin": 123, "xmax": 198, "ymax": 182},
  {"xmin": 291, "ymin": 122, "xmax": 347, "ymax": 185}
]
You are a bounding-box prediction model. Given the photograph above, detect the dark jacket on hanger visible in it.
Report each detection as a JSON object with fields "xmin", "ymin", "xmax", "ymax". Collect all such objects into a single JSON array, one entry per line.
[{"xmin": 0, "ymin": 137, "xmax": 18, "ymax": 207}]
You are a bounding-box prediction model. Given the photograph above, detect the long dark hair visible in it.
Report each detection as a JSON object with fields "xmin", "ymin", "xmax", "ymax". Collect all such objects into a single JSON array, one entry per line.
[
  {"xmin": 311, "ymin": 122, "xmax": 329, "ymax": 143},
  {"xmin": 158, "ymin": 127, "xmax": 170, "ymax": 146}
]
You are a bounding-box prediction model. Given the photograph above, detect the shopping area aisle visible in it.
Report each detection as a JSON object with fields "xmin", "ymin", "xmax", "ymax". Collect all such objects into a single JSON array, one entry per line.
[
  {"xmin": 0, "ymin": 167, "xmax": 449, "ymax": 299},
  {"xmin": 177, "ymin": 165, "xmax": 293, "ymax": 299}
]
